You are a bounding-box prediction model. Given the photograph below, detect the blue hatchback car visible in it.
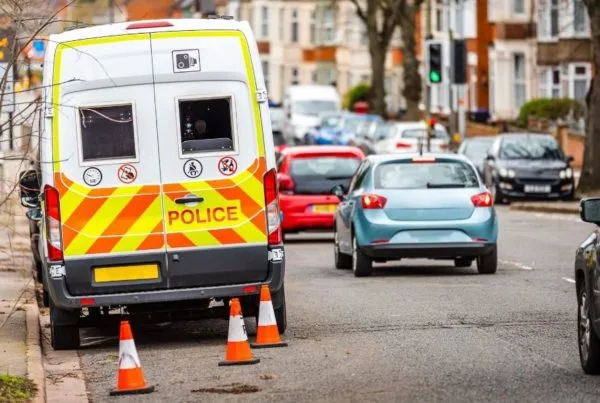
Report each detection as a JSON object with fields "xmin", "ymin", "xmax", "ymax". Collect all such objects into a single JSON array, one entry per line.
[
  {"xmin": 332, "ymin": 153, "xmax": 499, "ymax": 277},
  {"xmin": 309, "ymin": 112, "xmax": 383, "ymax": 145}
]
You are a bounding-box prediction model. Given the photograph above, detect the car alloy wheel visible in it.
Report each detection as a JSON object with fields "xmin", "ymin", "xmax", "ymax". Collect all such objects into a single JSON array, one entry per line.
[
  {"xmin": 334, "ymin": 229, "xmax": 340, "ymax": 265},
  {"xmin": 352, "ymin": 237, "xmax": 357, "ymax": 273},
  {"xmin": 580, "ymin": 290, "xmax": 591, "ymax": 363}
]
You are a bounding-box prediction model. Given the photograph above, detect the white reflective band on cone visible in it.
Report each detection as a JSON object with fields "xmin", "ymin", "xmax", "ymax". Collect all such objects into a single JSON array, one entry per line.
[
  {"xmin": 257, "ymin": 301, "xmax": 276, "ymax": 326},
  {"xmin": 228, "ymin": 315, "xmax": 248, "ymax": 342},
  {"xmin": 118, "ymin": 340, "xmax": 141, "ymax": 369}
]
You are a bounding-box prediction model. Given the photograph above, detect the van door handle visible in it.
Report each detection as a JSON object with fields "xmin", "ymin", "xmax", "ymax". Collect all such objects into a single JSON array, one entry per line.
[{"xmin": 175, "ymin": 196, "xmax": 204, "ymax": 204}]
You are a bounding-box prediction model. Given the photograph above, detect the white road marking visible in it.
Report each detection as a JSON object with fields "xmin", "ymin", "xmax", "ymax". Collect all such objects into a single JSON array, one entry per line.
[
  {"xmin": 500, "ymin": 259, "xmax": 533, "ymax": 270},
  {"xmin": 562, "ymin": 277, "xmax": 576, "ymax": 284}
]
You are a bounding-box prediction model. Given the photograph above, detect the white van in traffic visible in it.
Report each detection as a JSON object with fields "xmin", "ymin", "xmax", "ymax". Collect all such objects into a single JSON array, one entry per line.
[
  {"xmin": 282, "ymin": 85, "xmax": 341, "ymax": 145},
  {"xmin": 19, "ymin": 17, "xmax": 286, "ymax": 350}
]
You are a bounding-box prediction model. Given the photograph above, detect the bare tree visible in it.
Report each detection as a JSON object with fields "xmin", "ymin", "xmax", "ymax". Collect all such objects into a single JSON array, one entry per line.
[
  {"xmin": 578, "ymin": 0, "xmax": 600, "ymax": 194},
  {"xmin": 350, "ymin": 0, "xmax": 403, "ymax": 117},
  {"xmin": 398, "ymin": 0, "xmax": 424, "ymax": 121}
]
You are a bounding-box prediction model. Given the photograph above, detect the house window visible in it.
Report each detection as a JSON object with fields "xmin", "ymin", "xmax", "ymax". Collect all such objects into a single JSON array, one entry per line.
[
  {"xmin": 435, "ymin": 0, "xmax": 443, "ymax": 32},
  {"xmin": 513, "ymin": 0, "xmax": 524, "ymax": 14},
  {"xmin": 291, "ymin": 67, "xmax": 299, "ymax": 85},
  {"xmin": 550, "ymin": 0, "xmax": 559, "ymax": 37},
  {"xmin": 359, "ymin": 22, "xmax": 368, "ymax": 45},
  {"xmin": 323, "ymin": 6, "xmax": 334, "ymax": 43},
  {"xmin": 178, "ymin": 97, "xmax": 234, "ymax": 154},
  {"xmin": 551, "ymin": 68, "xmax": 561, "ymax": 98},
  {"xmin": 489, "ymin": 56, "xmax": 495, "ymax": 116},
  {"xmin": 538, "ymin": 67, "xmax": 561, "ymax": 98},
  {"xmin": 291, "ymin": 9, "xmax": 298, "ymax": 43},
  {"xmin": 279, "ymin": 8, "xmax": 284, "ymax": 40},
  {"xmin": 573, "ymin": 65, "xmax": 590, "ymax": 102},
  {"xmin": 310, "ymin": 10, "xmax": 316, "ymax": 44},
  {"xmin": 469, "ymin": 65, "xmax": 477, "ymax": 110},
  {"xmin": 513, "ymin": 53, "xmax": 526, "ymax": 112},
  {"xmin": 574, "ymin": 0, "xmax": 587, "ymax": 35},
  {"xmin": 262, "ymin": 60, "xmax": 269, "ymax": 93},
  {"xmin": 79, "ymin": 104, "xmax": 136, "ymax": 162},
  {"xmin": 260, "ymin": 6, "xmax": 268, "ymax": 38},
  {"xmin": 312, "ymin": 70, "xmax": 318, "ymax": 83}
]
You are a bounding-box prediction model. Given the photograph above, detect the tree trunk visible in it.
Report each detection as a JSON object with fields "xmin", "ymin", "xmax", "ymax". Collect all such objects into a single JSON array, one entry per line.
[
  {"xmin": 399, "ymin": 6, "xmax": 422, "ymax": 121},
  {"xmin": 578, "ymin": 1, "xmax": 600, "ymax": 195},
  {"xmin": 368, "ymin": 44, "xmax": 387, "ymax": 118}
]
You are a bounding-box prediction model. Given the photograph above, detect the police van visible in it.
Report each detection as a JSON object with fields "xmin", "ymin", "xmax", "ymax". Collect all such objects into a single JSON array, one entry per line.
[{"xmin": 18, "ymin": 18, "xmax": 286, "ymax": 350}]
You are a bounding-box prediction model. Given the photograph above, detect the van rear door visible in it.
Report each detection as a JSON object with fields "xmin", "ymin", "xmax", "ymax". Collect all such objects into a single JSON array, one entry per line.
[
  {"xmin": 149, "ymin": 31, "xmax": 269, "ymax": 289},
  {"xmin": 52, "ymin": 34, "xmax": 167, "ymax": 295}
]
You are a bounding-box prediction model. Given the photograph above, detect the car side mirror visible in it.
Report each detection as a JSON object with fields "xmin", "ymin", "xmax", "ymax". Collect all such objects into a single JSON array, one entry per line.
[
  {"xmin": 330, "ymin": 184, "xmax": 345, "ymax": 200},
  {"xmin": 26, "ymin": 208, "xmax": 42, "ymax": 222},
  {"xmin": 566, "ymin": 155, "xmax": 575, "ymax": 164},
  {"xmin": 485, "ymin": 154, "xmax": 495, "ymax": 161},
  {"xmin": 18, "ymin": 170, "xmax": 40, "ymax": 208},
  {"xmin": 580, "ymin": 198, "xmax": 600, "ymax": 224}
]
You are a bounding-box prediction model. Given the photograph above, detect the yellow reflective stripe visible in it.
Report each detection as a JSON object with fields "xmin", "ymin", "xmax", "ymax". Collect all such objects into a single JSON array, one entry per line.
[
  {"xmin": 59, "ymin": 186, "xmax": 88, "ymax": 223},
  {"xmin": 51, "ymin": 34, "xmax": 149, "ymax": 172},
  {"xmin": 111, "ymin": 197, "xmax": 163, "ymax": 253}
]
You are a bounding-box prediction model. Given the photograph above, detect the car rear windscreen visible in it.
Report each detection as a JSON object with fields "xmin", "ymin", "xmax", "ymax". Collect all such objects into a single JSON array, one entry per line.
[
  {"xmin": 401, "ymin": 128, "xmax": 448, "ymax": 139},
  {"xmin": 290, "ymin": 156, "xmax": 361, "ymax": 195},
  {"xmin": 374, "ymin": 160, "xmax": 479, "ymax": 189}
]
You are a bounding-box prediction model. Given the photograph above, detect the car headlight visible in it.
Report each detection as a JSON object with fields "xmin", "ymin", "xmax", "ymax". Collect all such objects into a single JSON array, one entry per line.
[
  {"xmin": 560, "ymin": 168, "xmax": 573, "ymax": 179},
  {"xmin": 499, "ymin": 168, "xmax": 515, "ymax": 178}
]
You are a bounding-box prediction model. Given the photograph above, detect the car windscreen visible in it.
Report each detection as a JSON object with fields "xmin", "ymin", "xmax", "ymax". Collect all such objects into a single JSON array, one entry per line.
[
  {"xmin": 401, "ymin": 128, "xmax": 449, "ymax": 139},
  {"xmin": 463, "ymin": 139, "xmax": 494, "ymax": 159},
  {"xmin": 374, "ymin": 160, "xmax": 479, "ymax": 189},
  {"xmin": 295, "ymin": 101, "xmax": 338, "ymax": 117},
  {"xmin": 499, "ymin": 136, "xmax": 565, "ymax": 160},
  {"xmin": 290, "ymin": 156, "xmax": 362, "ymax": 195}
]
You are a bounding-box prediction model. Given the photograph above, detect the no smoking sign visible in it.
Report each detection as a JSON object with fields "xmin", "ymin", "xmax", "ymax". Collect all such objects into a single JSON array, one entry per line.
[{"xmin": 218, "ymin": 157, "xmax": 238, "ymax": 176}]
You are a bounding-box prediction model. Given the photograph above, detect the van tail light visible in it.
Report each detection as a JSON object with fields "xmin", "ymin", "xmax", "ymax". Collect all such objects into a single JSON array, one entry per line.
[
  {"xmin": 361, "ymin": 194, "xmax": 387, "ymax": 209},
  {"xmin": 395, "ymin": 142, "xmax": 411, "ymax": 149},
  {"xmin": 277, "ymin": 173, "xmax": 295, "ymax": 195},
  {"xmin": 471, "ymin": 191, "xmax": 493, "ymax": 207},
  {"xmin": 44, "ymin": 185, "xmax": 64, "ymax": 262},
  {"xmin": 264, "ymin": 169, "xmax": 283, "ymax": 245}
]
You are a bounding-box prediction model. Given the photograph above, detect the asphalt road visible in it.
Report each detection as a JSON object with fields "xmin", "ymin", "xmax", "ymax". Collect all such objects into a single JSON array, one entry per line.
[{"xmin": 74, "ymin": 207, "xmax": 600, "ymax": 402}]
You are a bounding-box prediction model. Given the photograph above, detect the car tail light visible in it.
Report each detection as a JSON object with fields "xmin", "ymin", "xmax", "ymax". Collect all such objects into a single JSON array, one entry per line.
[
  {"xmin": 439, "ymin": 144, "xmax": 449, "ymax": 150},
  {"xmin": 264, "ymin": 169, "xmax": 283, "ymax": 245},
  {"xmin": 126, "ymin": 21, "xmax": 173, "ymax": 29},
  {"xmin": 277, "ymin": 173, "xmax": 295, "ymax": 195},
  {"xmin": 396, "ymin": 142, "xmax": 411, "ymax": 149},
  {"xmin": 361, "ymin": 194, "xmax": 387, "ymax": 209},
  {"xmin": 471, "ymin": 191, "xmax": 493, "ymax": 207},
  {"xmin": 44, "ymin": 185, "xmax": 63, "ymax": 262}
]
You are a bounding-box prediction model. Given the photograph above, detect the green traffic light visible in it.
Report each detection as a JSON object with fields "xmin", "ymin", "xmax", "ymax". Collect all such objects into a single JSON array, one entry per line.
[{"xmin": 429, "ymin": 71, "xmax": 441, "ymax": 83}]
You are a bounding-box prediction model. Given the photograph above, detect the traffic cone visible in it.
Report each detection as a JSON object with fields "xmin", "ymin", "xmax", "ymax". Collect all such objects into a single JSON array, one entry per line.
[
  {"xmin": 219, "ymin": 298, "xmax": 260, "ymax": 366},
  {"xmin": 109, "ymin": 320, "xmax": 155, "ymax": 396},
  {"xmin": 251, "ymin": 285, "xmax": 287, "ymax": 348}
]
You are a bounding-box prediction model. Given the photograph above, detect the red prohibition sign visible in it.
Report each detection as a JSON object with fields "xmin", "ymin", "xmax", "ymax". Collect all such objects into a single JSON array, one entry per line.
[
  {"xmin": 118, "ymin": 164, "xmax": 137, "ymax": 184},
  {"xmin": 218, "ymin": 157, "xmax": 238, "ymax": 176}
]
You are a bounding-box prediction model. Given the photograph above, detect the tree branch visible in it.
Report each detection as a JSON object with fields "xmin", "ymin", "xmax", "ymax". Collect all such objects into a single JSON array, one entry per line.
[{"xmin": 349, "ymin": 0, "xmax": 368, "ymax": 23}]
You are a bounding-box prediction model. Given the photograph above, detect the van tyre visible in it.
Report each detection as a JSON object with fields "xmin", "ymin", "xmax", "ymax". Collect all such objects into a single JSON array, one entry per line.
[
  {"xmin": 578, "ymin": 281, "xmax": 600, "ymax": 374},
  {"xmin": 49, "ymin": 302, "xmax": 80, "ymax": 350},
  {"xmin": 477, "ymin": 246, "xmax": 497, "ymax": 274},
  {"xmin": 334, "ymin": 226, "xmax": 351, "ymax": 269},
  {"xmin": 271, "ymin": 285, "xmax": 287, "ymax": 335},
  {"xmin": 352, "ymin": 237, "xmax": 372, "ymax": 277}
]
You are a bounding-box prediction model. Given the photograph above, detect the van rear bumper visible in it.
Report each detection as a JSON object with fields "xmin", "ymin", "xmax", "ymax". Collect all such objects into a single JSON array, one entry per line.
[{"xmin": 46, "ymin": 256, "xmax": 285, "ymax": 310}]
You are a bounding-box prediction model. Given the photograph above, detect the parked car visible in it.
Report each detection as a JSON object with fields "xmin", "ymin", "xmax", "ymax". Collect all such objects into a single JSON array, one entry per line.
[
  {"xmin": 481, "ymin": 133, "xmax": 575, "ymax": 204},
  {"xmin": 332, "ymin": 153, "xmax": 498, "ymax": 277},
  {"xmin": 352, "ymin": 120, "xmax": 392, "ymax": 156},
  {"xmin": 308, "ymin": 112, "xmax": 383, "ymax": 145},
  {"xmin": 457, "ymin": 136, "xmax": 496, "ymax": 176},
  {"xmin": 373, "ymin": 121, "xmax": 450, "ymax": 154},
  {"xmin": 574, "ymin": 198, "xmax": 600, "ymax": 373},
  {"xmin": 277, "ymin": 146, "xmax": 365, "ymax": 234}
]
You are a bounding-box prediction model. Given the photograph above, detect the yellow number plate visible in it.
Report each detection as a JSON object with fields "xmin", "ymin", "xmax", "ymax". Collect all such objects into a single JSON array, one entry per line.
[
  {"xmin": 312, "ymin": 204, "xmax": 337, "ymax": 214},
  {"xmin": 94, "ymin": 264, "xmax": 159, "ymax": 283}
]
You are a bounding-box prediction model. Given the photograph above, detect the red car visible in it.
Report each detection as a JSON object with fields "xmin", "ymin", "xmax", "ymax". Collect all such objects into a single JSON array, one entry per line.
[{"xmin": 276, "ymin": 146, "xmax": 365, "ymax": 234}]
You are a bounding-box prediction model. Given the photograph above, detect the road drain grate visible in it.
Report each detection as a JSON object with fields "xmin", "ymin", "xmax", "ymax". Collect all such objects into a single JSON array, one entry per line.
[{"xmin": 191, "ymin": 383, "xmax": 260, "ymax": 394}]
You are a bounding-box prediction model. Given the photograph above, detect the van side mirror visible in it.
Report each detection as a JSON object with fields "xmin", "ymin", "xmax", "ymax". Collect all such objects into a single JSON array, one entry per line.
[
  {"xmin": 330, "ymin": 184, "xmax": 345, "ymax": 200},
  {"xmin": 18, "ymin": 170, "xmax": 40, "ymax": 208},
  {"xmin": 26, "ymin": 208, "xmax": 42, "ymax": 222},
  {"xmin": 580, "ymin": 198, "xmax": 600, "ymax": 224}
]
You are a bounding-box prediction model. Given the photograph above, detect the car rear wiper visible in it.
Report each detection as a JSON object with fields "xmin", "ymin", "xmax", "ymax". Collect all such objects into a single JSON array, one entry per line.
[
  {"xmin": 325, "ymin": 175, "xmax": 351, "ymax": 180},
  {"xmin": 426, "ymin": 183, "xmax": 467, "ymax": 188}
]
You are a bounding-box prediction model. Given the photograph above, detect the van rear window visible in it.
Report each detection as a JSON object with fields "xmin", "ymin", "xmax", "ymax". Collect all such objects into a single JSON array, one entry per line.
[
  {"xmin": 79, "ymin": 104, "xmax": 136, "ymax": 161},
  {"xmin": 179, "ymin": 97, "xmax": 234, "ymax": 154}
]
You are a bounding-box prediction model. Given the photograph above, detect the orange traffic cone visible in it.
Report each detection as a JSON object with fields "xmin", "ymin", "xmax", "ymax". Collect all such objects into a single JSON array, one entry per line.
[
  {"xmin": 251, "ymin": 285, "xmax": 287, "ymax": 348},
  {"xmin": 219, "ymin": 298, "xmax": 260, "ymax": 366},
  {"xmin": 109, "ymin": 320, "xmax": 155, "ymax": 396}
]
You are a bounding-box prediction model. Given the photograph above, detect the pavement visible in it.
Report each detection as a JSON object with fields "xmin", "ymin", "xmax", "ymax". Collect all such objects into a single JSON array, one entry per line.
[{"xmin": 6, "ymin": 206, "xmax": 600, "ymax": 402}]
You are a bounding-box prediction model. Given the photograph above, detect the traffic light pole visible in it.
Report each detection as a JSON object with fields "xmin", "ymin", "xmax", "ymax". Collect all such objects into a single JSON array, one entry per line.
[
  {"xmin": 425, "ymin": 0, "xmax": 432, "ymax": 152},
  {"xmin": 456, "ymin": 0, "xmax": 466, "ymax": 143}
]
